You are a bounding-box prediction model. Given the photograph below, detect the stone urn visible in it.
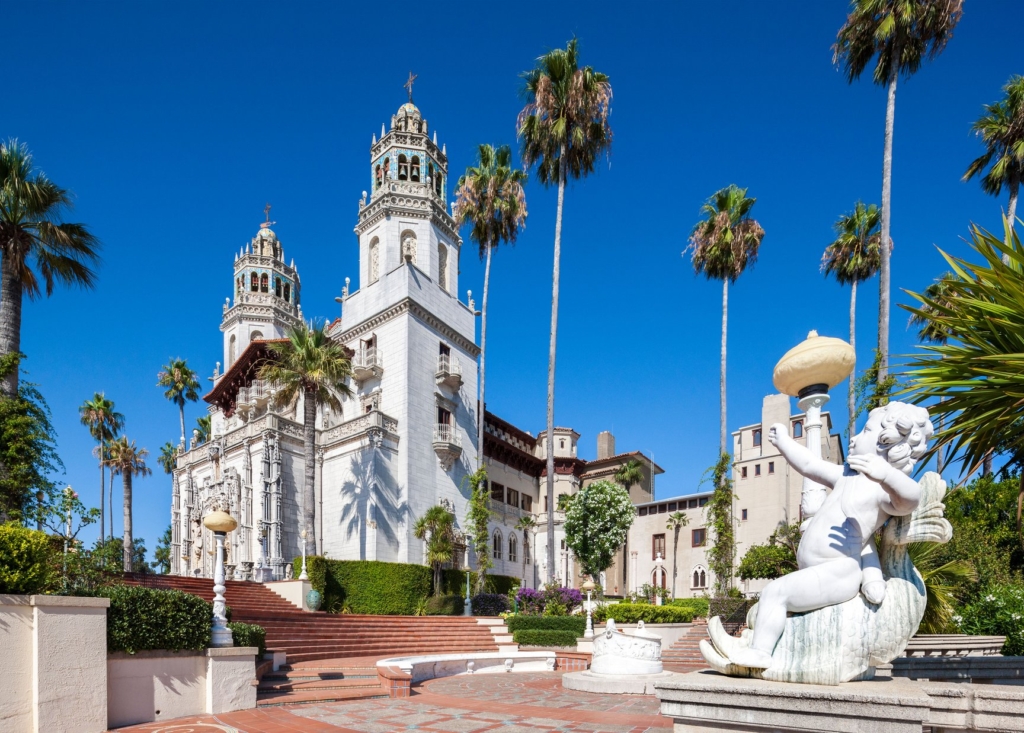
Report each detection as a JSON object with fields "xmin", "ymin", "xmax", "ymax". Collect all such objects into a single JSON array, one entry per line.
[{"xmin": 306, "ymin": 589, "xmax": 322, "ymax": 612}]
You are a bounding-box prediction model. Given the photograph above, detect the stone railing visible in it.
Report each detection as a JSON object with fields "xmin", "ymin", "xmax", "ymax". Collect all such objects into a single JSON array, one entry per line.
[
  {"xmin": 320, "ymin": 409, "xmax": 398, "ymax": 446},
  {"xmin": 433, "ymin": 423, "xmax": 460, "ymax": 446},
  {"xmin": 437, "ymin": 354, "xmax": 461, "ymax": 376}
]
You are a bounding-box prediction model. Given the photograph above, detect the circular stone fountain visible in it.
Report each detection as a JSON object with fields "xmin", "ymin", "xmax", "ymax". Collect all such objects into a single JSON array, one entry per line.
[{"xmin": 562, "ymin": 619, "xmax": 675, "ymax": 694}]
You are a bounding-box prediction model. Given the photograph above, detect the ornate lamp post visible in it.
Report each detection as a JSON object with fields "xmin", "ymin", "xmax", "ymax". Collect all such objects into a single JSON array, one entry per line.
[
  {"xmin": 773, "ymin": 331, "xmax": 855, "ymax": 511},
  {"xmin": 653, "ymin": 553, "xmax": 665, "ymax": 606},
  {"xmin": 463, "ymin": 533, "xmax": 473, "ymax": 617},
  {"xmin": 582, "ymin": 578, "xmax": 596, "ymax": 639},
  {"xmin": 299, "ymin": 529, "xmax": 309, "ymax": 580},
  {"xmin": 203, "ymin": 509, "xmax": 238, "ymax": 647}
]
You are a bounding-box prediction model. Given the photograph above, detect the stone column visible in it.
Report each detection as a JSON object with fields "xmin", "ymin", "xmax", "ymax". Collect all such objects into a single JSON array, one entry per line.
[
  {"xmin": 630, "ymin": 550, "xmax": 639, "ymax": 595},
  {"xmin": 797, "ymin": 391, "xmax": 829, "ymax": 519}
]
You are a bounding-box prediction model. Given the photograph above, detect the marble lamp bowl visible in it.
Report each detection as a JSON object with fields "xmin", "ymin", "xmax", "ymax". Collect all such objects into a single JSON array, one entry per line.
[
  {"xmin": 773, "ymin": 331, "xmax": 855, "ymax": 398},
  {"xmin": 203, "ymin": 510, "xmax": 238, "ymax": 533}
]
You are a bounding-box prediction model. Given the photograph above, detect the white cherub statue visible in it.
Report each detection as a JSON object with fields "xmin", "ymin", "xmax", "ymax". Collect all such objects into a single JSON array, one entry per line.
[{"xmin": 703, "ymin": 401, "xmax": 949, "ymax": 684}]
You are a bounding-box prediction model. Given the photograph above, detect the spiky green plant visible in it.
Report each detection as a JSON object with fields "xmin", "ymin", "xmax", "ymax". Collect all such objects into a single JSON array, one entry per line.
[
  {"xmin": 414, "ymin": 504, "xmax": 456, "ymax": 596},
  {"xmin": 909, "ymin": 541, "xmax": 977, "ymax": 633}
]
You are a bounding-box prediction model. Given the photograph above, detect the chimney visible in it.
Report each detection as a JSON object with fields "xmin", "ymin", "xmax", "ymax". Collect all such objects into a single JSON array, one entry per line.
[{"xmin": 597, "ymin": 431, "xmax": 615, "ymax": 460}]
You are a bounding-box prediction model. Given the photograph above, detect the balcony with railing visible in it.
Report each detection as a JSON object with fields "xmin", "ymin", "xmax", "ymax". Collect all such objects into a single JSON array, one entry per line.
[
  {"xmin": 432, "ymin": 423, "xmax": 462, "ymax": 470},
  {"xmin": 352, "ymin": 347, "xmax": 384, "ymax": 382},
  {"xmin": 435, "ymin": 353, "xmax": 462, "ymax": 391}
]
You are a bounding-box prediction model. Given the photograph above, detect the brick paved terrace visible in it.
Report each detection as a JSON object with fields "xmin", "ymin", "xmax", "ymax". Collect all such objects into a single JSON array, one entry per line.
[{"xmin": 111, "ymin": 671, "xmax": 670, "ymax": 732}]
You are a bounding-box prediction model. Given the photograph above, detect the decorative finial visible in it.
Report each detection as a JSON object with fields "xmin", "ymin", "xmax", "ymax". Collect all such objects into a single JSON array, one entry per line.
[
  {"xmin": 260, "ymin": 203, "xmax": 276, "ymax": 230},
  {"xmin": 264, "ymin": 202, "xmax": 271, "ymax": 222},
  {"xmin": 404, "ymin": 71, "xmax": 418, "ymax": 102}
]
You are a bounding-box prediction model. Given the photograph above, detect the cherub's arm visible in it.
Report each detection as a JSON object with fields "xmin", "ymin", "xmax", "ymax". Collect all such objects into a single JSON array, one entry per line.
[
  {"xmin": 768, "ymin": 423, "xmax": 844, "ymax": 488},
  {"xmin": 846, "ymin": 455, "xmax": 921, "ymax": 514}
]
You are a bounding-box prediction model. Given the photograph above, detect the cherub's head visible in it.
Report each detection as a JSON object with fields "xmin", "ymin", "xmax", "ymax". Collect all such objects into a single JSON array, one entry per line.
[{"xmin": 848, "ymin": 401, "xmax": 934, "ymax": 475}]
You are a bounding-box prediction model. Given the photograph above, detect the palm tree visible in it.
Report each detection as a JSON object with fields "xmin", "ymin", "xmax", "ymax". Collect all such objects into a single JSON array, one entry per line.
[
  {"xmin": 157, "ymin": 358, "xmax": 200, "ymax": 446},
  {"xmin": 454, "ymin": 144, "xmax": 528, "ymax": 473},
  {"xmin": 78, "ymin": 393, "xmax": 124, "ymax": 545},
  {"xmin": 614, "ymin": 459, "xmax": 645, "ymax": 493},
  {"xmin": 195, "ymin": 414, "xmax": 211, "ymax": 444},
  {"xmin": 908, "ymin": 272, "xmax": 956, "ymax": 474},
  {"xmin": 157, "ymin": 441, "xmax": 178, "ymax": 475},
  {"xmin": 964, "ymin": 75, "xmax": 1024, "ymax": 242},
  {"xmin": 667, "ymin": 511, "xmax": 689, "ymax": 598},
  {"xmin": 518, "ymin": 38, "xmax": 612, "ymax": 583},
  {"xmin": 414, "ymin": 505, "xmax": 456, "ymax": 596},
  {"xmin": 105, "ymin": 436, "xmax": 151, "ymax": 572},
  {"xmin": 260, "ymin": 321, "xmax": 352, "ymax": 556},
  {"xmin": 833, "ymin": 0, "xmax": 963, "ymax": 389},
  {"xmin": 686, "ymin": 184, "xmax": 765, "ymax": 456},
  {"xmin": 0, "ymin": 140, "xmax": 100, "ymax": 396},
  {"xmin": 908, "ymin": 541, "xmax": 977, "ymax": 633},
  {"xmin": 515, "ymin": 514, "xmax": 538, "ymax": 586},
  {"xmin": 821, "ymin": 202, "xmax": 883, "ymax": 438}
]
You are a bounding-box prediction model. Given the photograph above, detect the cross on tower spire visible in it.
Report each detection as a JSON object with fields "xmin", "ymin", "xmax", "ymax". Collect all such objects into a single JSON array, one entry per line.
[
  {"xmin": 264, "ymin": 202, "xmax": 272, "ymax": 222},
  {"xmin": 404, "ymin": 71, "xmax": 417, "ymax": 103}
]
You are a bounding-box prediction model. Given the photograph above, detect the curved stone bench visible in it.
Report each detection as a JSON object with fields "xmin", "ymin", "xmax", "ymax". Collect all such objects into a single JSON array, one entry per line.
[{"xmin": 377, "ymin": 651, "xmax": 556, "ymax": 684}]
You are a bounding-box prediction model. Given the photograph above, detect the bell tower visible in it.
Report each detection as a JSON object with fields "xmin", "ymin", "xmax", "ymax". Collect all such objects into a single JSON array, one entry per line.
[{"xmin": 221, "ymin": 208, "xmax": 303, "ymax": 368}]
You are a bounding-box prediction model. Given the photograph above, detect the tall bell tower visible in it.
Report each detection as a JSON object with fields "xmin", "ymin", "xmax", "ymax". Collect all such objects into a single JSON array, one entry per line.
[{"xmin": 221, "ymin": 208, "xmax": 303, "ymax": 368}]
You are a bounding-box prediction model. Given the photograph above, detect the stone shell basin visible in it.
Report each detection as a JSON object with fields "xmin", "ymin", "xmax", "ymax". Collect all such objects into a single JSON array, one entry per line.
[
  {"xmin": 590, "ymin": 620, "xmax": 663, "ymax": 676},
  {"xmin": 377, "ymin": 651, "xmax": 556, "ymax": 684}
]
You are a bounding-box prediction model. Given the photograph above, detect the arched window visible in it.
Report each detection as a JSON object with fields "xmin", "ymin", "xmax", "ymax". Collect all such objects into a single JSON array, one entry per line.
[
  {"xmin": 651, "ymin": 567, "xmax": 667, "ymax": 590},
  {"xmin": 492, "ymin": 530, "xmax": 503, "ymax": 560},
  {"xmin": 508, "ymin": 535, "xmax": 517, "ymax": 563},
  {"xmin": 398, "ymin": 154, "xmax": 408, "ymax": 181},
  {"xmin": 283, "ymin": 283, "xmax": 291, "ymax": 302},
  {"xmin": 753, "ymin": 429, "xmax": 762, "ymax": 447},
  {"xmin": 437, "ymin": 243, "xmax": 448, "ymax": 291},
  {"xmin": 260, "ymin": 274, "xmax": 269, "ymax": 293},
  {"xmin": 401, "ymin": 230, "xmax": 417, "ymax": 265},
  {"xmin": 369, "ymin": 238, "xmax": 380, "ymax": 283},
  {"xmin": 411, "ymin": 156, "xmax": 421, "ymax": 182},
  {"xmin": 250, "ymin": 330, "xmax": 263, "ymax": 343},
  {"xmin": 228, "ymin": 335, "xmax": 236, "ymax": 366},
  {"xmin": 434, "ymin": 172, "xmax": 443, "ymax": 196},
  {"xmin": 274, "ymin": 277, "xmax": 282, "ymax": 298},
  {"xmin": 375, "ymin": 164, "xmax": 382, "ymax": 190},
  {"xmin": 250, "ymin": 273, "xmax": 259, "ymax": 292},
  {"xmin": 383, "ymin": 157, "xmax": 390, "ymax": 180},
  {"xmin": 428, "ymin": 163, "xmax": 434, "ymax": 187},
  {"xmin": 701, "ymin": 569, "xmax": 706, "ymax": 587},
  {"xmin": 692, "ymin": 565, "xmax": 708, "ymax": 589},
  {"xmin": 693, "ymin": 570, "xmax": 700, "ymax": 588},
  {"xmin": 793, "ymin": 420, "xmax": 804, "ymax": 438}
]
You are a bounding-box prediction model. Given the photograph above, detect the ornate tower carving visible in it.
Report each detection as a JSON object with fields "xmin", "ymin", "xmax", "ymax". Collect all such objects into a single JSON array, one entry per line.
[{"xmin": 221, "ymin": 210, "xmax": 303, "ymax": 368}]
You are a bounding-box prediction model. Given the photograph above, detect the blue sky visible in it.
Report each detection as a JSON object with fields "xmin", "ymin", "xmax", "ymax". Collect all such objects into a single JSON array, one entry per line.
[{"xmin": 5, "ymin": 1, "xmax": 1022, "ymax": 558}]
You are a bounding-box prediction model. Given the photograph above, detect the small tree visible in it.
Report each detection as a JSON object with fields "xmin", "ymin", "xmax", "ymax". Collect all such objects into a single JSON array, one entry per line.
[
  {"xmin": 563, "ymin": 479, "xmax": 634, "ymax": 579},
  {"xmin": 414, "ymin": 504, "xmax": 456, "ymax": 596},
  {"xmin": 704, "ymin": 453, "xmax": 735, "ymax": 596},
  {"xmin": 666, "ymin": 510, "xmax": 689, "ymax": 597},
  {"xmin": 464, "ymin": 467, "xmax": 493, "ymax": 592},
  {"xmin": 38, "ymin": 486, "xmax": 100, "ymax": 590},
  {"xmin": 737, "ymin": 522, "xmax": 801, "ymax": 581},
  {"xmin": 153, "ymin": 524, "xmax": 172, "ymax": 574}
]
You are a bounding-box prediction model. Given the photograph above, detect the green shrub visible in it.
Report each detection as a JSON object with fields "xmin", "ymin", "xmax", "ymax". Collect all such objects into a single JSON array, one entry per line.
[
  {"xmin": 439, "ymin": 569, "xmax": 519, "ymax": 597},
  {"xmin": 484, "ymin": 574, "xmax": 518, "ymax": 596},
  {"xmin": 425, "ymin": 595, "xmax": 465, "ymax": 616},
  {"xmin": 594, "ymin": 603, "xmax": 697, "ymax": 624},
  {"xmin": 513, "ymin": 629, "xmax": 579, "ymax": 647},
  {"xmin": 0, "ymin": 523, "xmax": 54, "ymax": 594},
  {"xmin": 471, "ymin": 593, "xmax": 510, "ymax": 616},
  {"xmin": 228, "ymin": 622, "xmax": 267, "ymax": 658},
  {"xmin": 506, "ymin": 615, "xmax": 585, "ymax": 636},
  {"xmin": 299, "ymin": 557, "xmax": 431, "ymax": 615},
  {"xmin": 100, "ymin": 585, "xmax": 211, "ymax": 654},
  {"xmin": 670, "ymin": 598, "xmax": 710, "ymax": 617},
  {"xmin": 956, "ymin": 584, "xmax": 1024, "ymax": 656}
]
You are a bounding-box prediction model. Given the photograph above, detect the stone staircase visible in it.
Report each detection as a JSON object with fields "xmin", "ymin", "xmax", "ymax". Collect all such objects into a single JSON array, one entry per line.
[
  {"xmin": 661, "ymin": 622, "xmax": 711, "ymax": 673},
  {"xmin": 119, "ymin": 574, "xmax": 508, "ymax": 704}
]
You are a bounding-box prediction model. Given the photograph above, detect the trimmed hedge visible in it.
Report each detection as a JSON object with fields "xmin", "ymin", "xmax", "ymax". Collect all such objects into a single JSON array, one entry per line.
[
  {"xmin": 301, "ymin": 557, "xmax": 431, "ymax": 615},
  {"xmin": 425, "ymin": 595, "xmax": 465, "ymax": 616},
  {"xmin": 440, "ymin": 569, "xmax": 519, "ymax": 597},
  {"xmin": 100, "ymin": 585, "xmax": 212, "ymax": 654},
  {"xmin": 228, "ymin": 622, "xmax": 267, "ymax": 658},
  {"xmin": 0, "ymin": 523, "xmax": 54, "ymax": 594},
  {"xmin": 670, "ymin": 598, "xmax": 710, "ymax": 617},
  {"xmin": 471, "ymin": 593, "xmax": 510, "ymax": 616},
  {"xmin": 506, "ymin": 615, "xmax": 585, "ymax": 636},
  {"xmin": 594, "ymin": 603, "xmax": 697, "ymax": 624},
  {"xmin": 513, "ymin": 629, "xmax": 579, "ymax": 647}
]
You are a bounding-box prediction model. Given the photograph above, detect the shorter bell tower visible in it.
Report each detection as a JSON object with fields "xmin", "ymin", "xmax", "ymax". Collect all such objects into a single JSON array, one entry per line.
[{"xmin": 221, "ymin": 208, "xmax": 303, "ymax": 368}]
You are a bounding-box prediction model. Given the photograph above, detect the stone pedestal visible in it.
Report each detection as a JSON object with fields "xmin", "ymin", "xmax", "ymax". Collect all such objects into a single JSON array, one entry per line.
[
  {"xmin": 564, "ymin": 669, "xmax": 674, "ymax": 695},
  {"xmin": 654, "ymin": 671, "xmax": 1024, "ymax": 733}
]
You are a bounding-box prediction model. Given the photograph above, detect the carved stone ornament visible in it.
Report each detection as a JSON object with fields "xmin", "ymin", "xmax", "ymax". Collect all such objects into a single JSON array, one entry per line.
[{"xmin": 590, "ymin": 619, "xmax": 663, "ymax": 676}]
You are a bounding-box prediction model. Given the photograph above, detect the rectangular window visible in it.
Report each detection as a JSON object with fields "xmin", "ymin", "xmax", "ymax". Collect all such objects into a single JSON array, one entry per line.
[
  {"xmin": 490, "ymin": 482, "xmax": 505, "ymax": 502},
  {"xmin": 544, "ymin": 496, "xmax": 548, "ymax": 512},
  {"xmin": 688, "ymin": 499, "xmax": 698, "ymax": 509},
  {"xmin": 507, "ymin": 488, "xmax": 519, "ymax": 507},
  {"xmin": 437, "ymin": 406, "xmax": 451, "ymax": 426},
  {"xmin": 658, "ymin": 503, "xmax": 667, "ymax": 514},
  {"xmin": 653, "ymin": 534, "xmax": 666, "ymax": 560},
  {"xmin": 741, "ymin": 466, "xmax": 748, "ymax": 479},
  {"xmin": 692, "ymin": 528, "xmax": 707, "ymax": 547},
  {"xmin": 755, "ymin": 464, "xmax": 762, "ymax": 477},
  {"xmin": 698, "ymin": 497, "xmax": 709, "ymax": 507},
  {"xmin": 639, "ymin": 507, "xmax": 649, "ymax": 516},
  {"xmin": 521, "ymin": 496, "xmax": 532, "ymax": 513},
  {"xmin": 768, "ymin": 461, "xmax": 775, "ymax": 474},
  {"xmin": 439, "ymin": 342, "xmax": 451, "ymax": 357},
  {"xmin": 753, "ymin": 429, "xmax": 762, "ymax": 447},
  {"xmin": 741, "ymin": 508, "xmax": 748, "ymax": 521}
]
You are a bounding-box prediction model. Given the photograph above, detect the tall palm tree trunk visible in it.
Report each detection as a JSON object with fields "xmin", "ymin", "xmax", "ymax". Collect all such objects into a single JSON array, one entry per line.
[
  {"xmin": 179, "ymin": 404, "xmax": 186, "ymax": 446},
  {"xmin": 109, "ymin": 458, "xmax": 115, "ymax": 542},
  {"xmin": 848, "ymin": 279, "xmax": 857, "ymax": 439},
  {"xmin": 303, "ymin": 387, "xmax": 317, "ymax": 555},
  {"xmin": 98, "ymin": 438, "xmax": 105, "ymax": 544},
  {"xmin": 545, "ymin": 145, "xmax": 567, "ymax": 584},
  {"xmin": 1008, "ymin": 175, "xmax": 1019, "ymax": 232},
  {"xmin": 0, "ymin": 254, "xmax": 24, "ymax": 396},
  {"xmin": 672, "ymin": 528, "xmax": 679, "ymax": 597},
  {"xmin": 122, "ymin": 473, "xmax": 132, "ymax": 572},
  {"xmin": 478, "ymin": 242, "xmax": 493, "ymax": 471},
  {"xmin": 877, "ymin": 50, "xmax": 899, "ymax": 387},
  {"xmin": 720, "ymin": 279, "xmax": 728, "ymax": 456}
]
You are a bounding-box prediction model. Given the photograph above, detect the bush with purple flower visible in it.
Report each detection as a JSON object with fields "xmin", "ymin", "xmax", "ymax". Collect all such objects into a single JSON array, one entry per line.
[{"xmin": 514, "ymin": 584, "xmax": 582, "ymax": 616}]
